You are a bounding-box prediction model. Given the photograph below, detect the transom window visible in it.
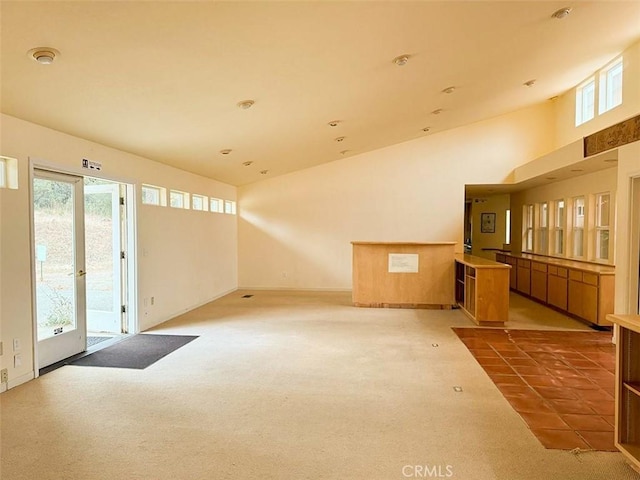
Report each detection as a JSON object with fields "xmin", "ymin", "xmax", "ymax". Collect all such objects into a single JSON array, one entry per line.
[
  {"xmin": 575, "ymin": 77, "xmax": 595, "ymax": 126},
  {"xmin": 192, "ymin": 194, "xmax": 208, "ymax": 211},
  {"xmin": 224, "ymin": 200, "xmax": 237, "ymax": 215},
  {"xmin": 599, "ymin": 57, "xmax": 623, "ymax": 114},
  {"xmin": 0, "ymin": 157, "xmax": 6, "ymax": 188},
  {"xmin": 210, "ymin": 197, "xmax": 224, "ymax": 213},
  {"xmin": 169, "ymin": 190, "xmax": 190, "ymax": 209},
  {"xmin": 141, "ymin": 184, "xmax": 166, "ymax": 206}
]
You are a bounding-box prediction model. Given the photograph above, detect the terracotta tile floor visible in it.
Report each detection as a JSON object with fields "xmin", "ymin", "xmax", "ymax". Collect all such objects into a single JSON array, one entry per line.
[{"xmin": 453, "ymin": 328, "xmax": 616, "ymax": 451}]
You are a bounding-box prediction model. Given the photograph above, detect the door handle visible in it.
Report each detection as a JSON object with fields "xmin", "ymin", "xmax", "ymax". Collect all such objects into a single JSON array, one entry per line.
[{"xmin": 77, "ymin": 270, "xmax": 87, "ymax": 277}]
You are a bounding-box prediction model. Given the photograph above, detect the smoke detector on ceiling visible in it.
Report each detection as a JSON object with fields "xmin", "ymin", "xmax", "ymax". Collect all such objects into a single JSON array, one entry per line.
[
  {"xmin": 28, "ymin": 47, "xmax": 60, "ymax": 65},
  {"xmin": 551, "ymin": 7, "xmax": 572, "ymax": 19},
  {"xmin": 237, "ymin": 100, "xmax": 255, "ymax": 110},
  {"xmin": 393, "ymin": 54, "xmax": 410, "ymax": 66}
]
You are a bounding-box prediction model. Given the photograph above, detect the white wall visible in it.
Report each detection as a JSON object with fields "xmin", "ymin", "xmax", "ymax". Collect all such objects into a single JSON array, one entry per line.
[
  {"xmin": 470, "ymin": 194, "xmax": 510, "ymax": 260},
  {"xmin": 238, "ymin": 104, "xmax": 554, "ymax": 290},
  {"xmin": 0, "ymin": 114, "xmax": 238, "ymax": 388}
]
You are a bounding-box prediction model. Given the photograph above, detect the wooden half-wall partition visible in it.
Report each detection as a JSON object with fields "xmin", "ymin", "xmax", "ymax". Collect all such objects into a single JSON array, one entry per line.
[{"xmin": 351, "ymin": 242, "xmax": 456, "ymax": 308}]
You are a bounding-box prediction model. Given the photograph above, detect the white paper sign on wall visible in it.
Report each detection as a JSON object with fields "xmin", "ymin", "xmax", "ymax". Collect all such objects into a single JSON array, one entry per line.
[{"xmin": 388, "ymin": 253, "xmax": 419, "ymax": 273}]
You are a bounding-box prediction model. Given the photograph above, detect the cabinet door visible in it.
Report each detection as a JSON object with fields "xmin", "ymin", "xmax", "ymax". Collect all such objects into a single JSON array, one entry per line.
[
  {"xmin": 568, "ymin": 279, "xmax": 583, "ymax": 318},
  {"xmin": 517, "ymin": 266, "xmax": 531, "ymax": 295},
  {"xmin": 548, "ymin": 275, "xmax": 568, "ymax": 310},
  {"xmin": 582, "ymin": 284, "xmax": 598, "ymax": 324},
  {"xmin": 531, "ymin": 270, "xmax": 547, "ymax": 302},
  {"xmin": 506, "ymin": 257, "xmax": 517, "ymax": 289}
]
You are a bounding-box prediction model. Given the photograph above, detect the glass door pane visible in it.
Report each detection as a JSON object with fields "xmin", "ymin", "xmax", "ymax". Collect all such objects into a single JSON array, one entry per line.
[
  {"xmin": 33, "ymin": 170, "xmax": 86, "ymax": 368},
  {"xmin": 34, "ymin": 178, "xmax": 77, "ymax": 340},
  {"xmin": 85, "ymin": 182, "xmax": 122, "ymax": 334}
]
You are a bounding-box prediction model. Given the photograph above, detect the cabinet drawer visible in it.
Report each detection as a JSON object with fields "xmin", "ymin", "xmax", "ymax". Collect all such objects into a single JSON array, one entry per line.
[
  {"xmin": 569, "ymin": 270, "xmax": 583, "ymax": 282},
  {"xmin": 548, "ymin": 265, "xmax": 558, "ymax": 275},
  {"xmin": 583, "ymin": 273, "xmax": 598, "ymax": 286},
  {"xmin": 557, "ymin": 267, "xmax": 568, "ymax": 278},
  {"xmin": 532, "ymin": 262, "xmax": 547, "ymax": 273},
  {"xmin": 518, "ymin": 259, "xmax": 531, "ymax": 268}
]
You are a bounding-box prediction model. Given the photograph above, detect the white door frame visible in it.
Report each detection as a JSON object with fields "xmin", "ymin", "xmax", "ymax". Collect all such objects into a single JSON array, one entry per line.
[{"xmin": 29, "ymin": 159, "xmax": 139, "ymax": 375}]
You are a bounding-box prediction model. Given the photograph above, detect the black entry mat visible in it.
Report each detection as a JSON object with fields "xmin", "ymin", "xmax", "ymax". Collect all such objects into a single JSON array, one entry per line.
[{"xmin": 69, "ymin": 334, "xmax": 198, "ymax": 369}]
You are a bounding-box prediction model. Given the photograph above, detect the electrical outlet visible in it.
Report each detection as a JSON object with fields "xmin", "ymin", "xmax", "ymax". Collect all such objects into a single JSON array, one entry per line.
[
  {"xmin": 151, "ymin": 296, "xmax": 155, "ymax": 306},
  {"xmin": 1, "ymin": 369, "xmax": 8, "ymax": 383},
  {"xmin": 13, "ymin": 338, "xmax": 20, "ymax": 352}
]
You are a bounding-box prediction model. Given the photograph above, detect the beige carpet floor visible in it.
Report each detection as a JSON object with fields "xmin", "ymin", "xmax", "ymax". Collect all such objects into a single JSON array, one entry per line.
[{"xmin": 1, "ymin": 290, "xmax": 639, "ymax": 480}]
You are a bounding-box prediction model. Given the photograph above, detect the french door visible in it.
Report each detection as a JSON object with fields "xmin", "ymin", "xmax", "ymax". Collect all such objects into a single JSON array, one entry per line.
[
  {"xmin": 33, "ymin": 169, "xmax": 87, "ymax": 368},
  {"xmin": 85, "ymin": 182, "xmax": 124, "ymax": 334}
]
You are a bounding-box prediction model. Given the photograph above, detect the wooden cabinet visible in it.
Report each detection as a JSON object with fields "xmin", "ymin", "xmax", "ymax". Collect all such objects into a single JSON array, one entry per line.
[
  {"xmin": 547, "ymin": 266, "xmax": 568, "ymax": 311},
  {"xmin": 497, "ymin": 253, "xmax": 614, "ymax": 327},
  {"xmin": 606, "ymin": 315, "xmax": 640, "ymax": 474},
  {"xmin": 568, "ymin": 270, "xmax": 598, "ymax": 324},
  {"xmin": 455, "ymin": 254, "xmax": 510, "ymax": 326},
  {"xmin": 352, "ymin": 242, "xmax": 456, "ymax": 308},
  {"xmin": 516, "ymin": 259, "xmax": 531, "ymax": 295},
  {"xmin": 507, "ymin": 256, "xmax": 517, "ymax": 290},
  {"xmin": 496, "ymin": 253, "xmax": 517, "ymax": 290},
  {"xmin": 530, "ymin": 261, "xmax": 547, "ymax": 302}
]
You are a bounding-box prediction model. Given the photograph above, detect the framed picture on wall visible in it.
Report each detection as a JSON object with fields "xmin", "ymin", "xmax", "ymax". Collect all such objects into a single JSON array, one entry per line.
[{"xmin": 481, "ymin": 213, "xmax": 496, "ymax": 233}]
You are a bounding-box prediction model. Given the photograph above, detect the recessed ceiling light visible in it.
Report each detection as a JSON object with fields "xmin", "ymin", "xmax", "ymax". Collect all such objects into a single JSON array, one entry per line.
[
  {"xmin": 422, "ymin": 127, "xmax": 431, "ymax": 132},
  {"xmin": 340, "ymin": 150, "xmax": 350, "ymax": 155},
  {"xmin": 243, "ymin": 161, "xmax": 253, "ymax": 167},
  {"xmin": 570, "ymin": 168, "xmax": 584, "ymax": 172},
  {"xmin": 334, "ymin": 136, "xmax": 346, "ymax": 142},
  {"xmin": 393, "ymin": 54, "xmax": 410, "ymax": 66},
  {"xmin": 220, "ymin": 149, "xmax": 232, "ymax": 155},
  {"xmin": 551, "ymin": 7, "xmax": 572, "ymax": 19},
  {"xmin": 260, "ymin": 170, "xmax": 269, "ymax": 175},
  {"xmin": 442, "ymin": 86, "xmax": 456, "ymax": 94},
  {"xmin": 523, "ymin": 79, "xmax": 536, "ymax": 87},
  {"xmin": 237, "ymin": 100, "xmax": 255, "ymax": 110},
  {"xmin": 27, "ymin": 47, "xmax": 60, "ymax": 65},
  {"xmin": 549, "ymin": 95, "xmax": 559, "ymax": 101},
  {"xmin": 431, "ymin": 109, "xmax": 443, "ymax": 115},
  {"xmin": 328, "ymin": 120, "xmax": 341, "ymax": 127}
]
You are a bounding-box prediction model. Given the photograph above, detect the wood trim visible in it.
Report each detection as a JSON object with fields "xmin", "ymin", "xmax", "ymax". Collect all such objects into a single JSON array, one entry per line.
[{"xmin": 584, "ymin": 114, "xmax": 640, "ymax": 157}]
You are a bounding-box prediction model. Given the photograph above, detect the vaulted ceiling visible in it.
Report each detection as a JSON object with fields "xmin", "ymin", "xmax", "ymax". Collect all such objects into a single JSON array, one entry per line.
[{"xmin": 2, "ymin": 1, "xmax": 639, "ymax": 186}]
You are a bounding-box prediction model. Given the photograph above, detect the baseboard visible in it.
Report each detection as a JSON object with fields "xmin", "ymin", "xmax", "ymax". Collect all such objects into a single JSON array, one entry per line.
[
  {"xmin": 1, "ymin": 371, "xmax": 35, "ymax": 393},
  {"xmin": 238, "ymin": 286, "xmax": 353, "ymax": 292},
  {"xmin": 141, "ymin": 287, "xmax": 238, "ymax": 331}
]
